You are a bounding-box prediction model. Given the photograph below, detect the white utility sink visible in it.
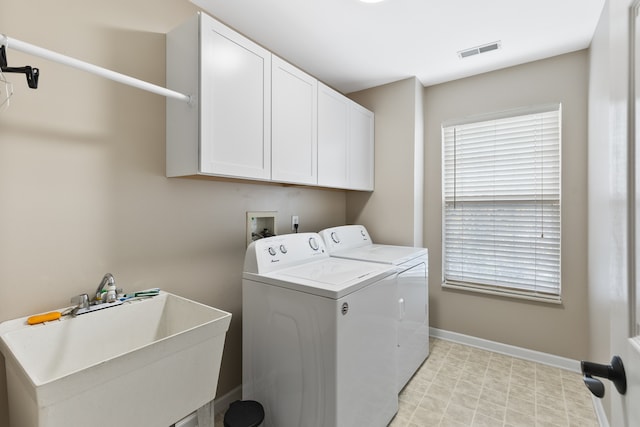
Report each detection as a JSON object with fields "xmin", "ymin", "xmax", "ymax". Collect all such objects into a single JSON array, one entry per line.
[{"xmin": 0, "ymin": 292, "xmax": 231, "ymax": 427}]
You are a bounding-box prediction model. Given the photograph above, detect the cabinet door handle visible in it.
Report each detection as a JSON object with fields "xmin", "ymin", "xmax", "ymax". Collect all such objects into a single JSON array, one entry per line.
[
  {"xmin": 580, "ymin": 355, "xmax": 627, "ymax": 398},
  {"xmin": 398, "ymin": 298, "xmax": 405, "ymax": 320}
]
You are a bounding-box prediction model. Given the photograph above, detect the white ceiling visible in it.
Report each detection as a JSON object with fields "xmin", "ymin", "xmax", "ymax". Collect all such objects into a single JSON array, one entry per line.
[{"xmin": 191, "ymin": 0, "xmax": 605, "ymax": 94}]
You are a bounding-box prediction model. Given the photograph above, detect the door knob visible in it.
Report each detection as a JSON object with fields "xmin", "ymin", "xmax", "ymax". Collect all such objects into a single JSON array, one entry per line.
[{"xmin": 580, "ymin": 355, "xmax": 627, "ymax": 398}]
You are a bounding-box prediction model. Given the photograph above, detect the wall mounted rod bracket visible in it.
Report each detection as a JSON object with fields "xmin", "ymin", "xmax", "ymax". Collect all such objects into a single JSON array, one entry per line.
[
  {"xmin": 0, "ymin": 33, "xmax": 193, "ymax": 104},
  {"xmin": 1, "ymin": 45, "xmax": 39, "ymax": 88}
]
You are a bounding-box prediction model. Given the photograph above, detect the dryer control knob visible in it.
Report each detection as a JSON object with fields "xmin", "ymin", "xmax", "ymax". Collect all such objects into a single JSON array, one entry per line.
[
  {"xmin": 279, "ymin": 244, "xmax": 287, "ymax": 254},
  {"xmin": 268, "ymin": 247, "xmax": 277, "ymax": 256},
  {"xmin": 308, "ymin": 237, "xmax": 319, "ymax": 251},
  {"xmin": 331, "ymin": 232, "xmax": 340, "ymax": 243}
]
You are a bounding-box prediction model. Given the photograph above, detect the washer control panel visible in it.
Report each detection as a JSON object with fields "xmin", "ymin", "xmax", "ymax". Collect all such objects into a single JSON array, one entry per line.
[{"xmin": 249, "ymin": 232, "xmax": 328, "ymax": 273}]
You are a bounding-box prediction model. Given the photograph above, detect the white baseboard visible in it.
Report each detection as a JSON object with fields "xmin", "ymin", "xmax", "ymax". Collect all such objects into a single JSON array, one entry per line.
[
  {"xmin": 430, "ymin": 327, "xmax": 581, "ymax": 372},
  {"xmin": 213, "ymin": 385, "xmax": 242, "ymax": 416},
  {"xmin": 592, "ymin": 395, "xmax": 609, "ymax": 427}
]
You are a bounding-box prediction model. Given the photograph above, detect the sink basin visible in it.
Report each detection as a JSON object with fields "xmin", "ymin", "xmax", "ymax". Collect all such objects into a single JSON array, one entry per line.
[{"xmin": 0, "ymin": 292, "xmax": 231, "ymax": 427}]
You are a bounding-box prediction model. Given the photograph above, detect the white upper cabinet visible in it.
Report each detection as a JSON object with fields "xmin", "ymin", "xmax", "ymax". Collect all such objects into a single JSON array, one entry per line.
[
  {"xmin": 349, "ymin": 103, "xmax": 375, "ymax": 191},
  {"xmin": 167, "ymin": 12, "xmax": 272, "ymax": 180},
  {"xmin": 318, "ymin": 83, "xmax": 349, "ymax": 188},
  {"xmin": 167, "ymin": 12, "xmax": 373, "ymax": 191},
  {"xmin": 271, "ymin": 56, "xmax": 318, "ymax": 185},
  {"xmin": 200, "ymin": 15, "xmax": 272, "ymax": 180},
  {"xmin": 318, "ymin": 83, "xmax": 374, "ymax": 191}
]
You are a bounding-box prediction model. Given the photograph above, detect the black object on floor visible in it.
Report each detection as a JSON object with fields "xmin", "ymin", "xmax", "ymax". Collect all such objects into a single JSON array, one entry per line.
[{"xmin": 223, "ymin": 400, "xmax": 265, "ymax": 427}]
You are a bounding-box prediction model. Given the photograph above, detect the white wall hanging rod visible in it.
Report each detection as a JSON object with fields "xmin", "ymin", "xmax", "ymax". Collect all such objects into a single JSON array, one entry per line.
[{"xmin": 0, "ymin": 33, "xmax": 192, "ymax": 104}]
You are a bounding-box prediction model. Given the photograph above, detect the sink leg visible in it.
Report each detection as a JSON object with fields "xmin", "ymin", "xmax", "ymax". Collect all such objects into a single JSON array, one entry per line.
[{"xmin": 196, "ymin": 401, "xmax": 214, "ymax": 427}]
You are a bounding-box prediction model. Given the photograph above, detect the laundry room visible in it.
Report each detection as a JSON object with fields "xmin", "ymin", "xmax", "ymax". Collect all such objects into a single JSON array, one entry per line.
[{"xmin": 0, "ymin": 0, "xmax": 633, "ymax": 426}]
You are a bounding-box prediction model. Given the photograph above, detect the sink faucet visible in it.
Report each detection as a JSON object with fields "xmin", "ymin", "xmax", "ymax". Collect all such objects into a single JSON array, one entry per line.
[
  {"xmin": 68, "ymin": 273, "xmax": 122, "ymax": 316},
  {"xmin": 95, "ymin": 273, "xmax": 117, "ymax": 303}
]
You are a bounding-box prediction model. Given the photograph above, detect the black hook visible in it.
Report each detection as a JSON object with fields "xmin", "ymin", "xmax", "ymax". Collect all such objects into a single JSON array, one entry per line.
[
  {"xmin": 0, "ymin": 45, "xmax": 39, "ymax": 89},
  {"xmin": 581, "ymin": 355, "xmax": 627, "ymax": 398}
]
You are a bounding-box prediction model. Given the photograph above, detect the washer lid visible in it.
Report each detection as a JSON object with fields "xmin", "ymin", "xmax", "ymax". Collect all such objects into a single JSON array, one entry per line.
[
  {"xmin": 331, "ymin": 244, "xmax": 427, "ymax": 266},
  {"xmin": 244, "ymin": 258, "xmax": 396, "ymax": 299}
]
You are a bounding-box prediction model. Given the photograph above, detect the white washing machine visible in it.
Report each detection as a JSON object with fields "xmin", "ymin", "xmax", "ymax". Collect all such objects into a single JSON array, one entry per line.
[
  {"xmin": 319, "ymin": 225, "xmax": 429, "ymax": 392},
  {"xmin": 242, "ymin": 232, "xmax": 398, "ymax": 427}
]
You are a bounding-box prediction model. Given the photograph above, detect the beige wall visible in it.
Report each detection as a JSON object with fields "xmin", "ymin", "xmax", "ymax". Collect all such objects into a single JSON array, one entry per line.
[
  {"xmin": 0, "ymin": 1, "xmax": 346, "ymax": 424},
  {"xmin": 424, "ymin": 50, "xmax": 590, "ymax": 360},
  {"xmin": 347, "ymin": 77, "xmax": 424, "ymax": 247}
]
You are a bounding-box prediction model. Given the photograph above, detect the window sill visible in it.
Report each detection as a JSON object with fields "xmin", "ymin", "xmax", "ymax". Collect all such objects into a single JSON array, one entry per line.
[{"xmin": 442, "ymin": 281, "xmax": 562, "ymax": 305}]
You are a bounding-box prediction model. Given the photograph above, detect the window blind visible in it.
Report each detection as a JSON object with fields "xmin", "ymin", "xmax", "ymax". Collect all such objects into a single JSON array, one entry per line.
[{"xmin": 442, "ymin": 105, "xmax": 561, "ymax": 302}]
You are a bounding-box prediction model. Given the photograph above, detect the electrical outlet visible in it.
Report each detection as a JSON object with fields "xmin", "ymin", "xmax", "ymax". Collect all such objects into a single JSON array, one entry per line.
[{"xmin": 291, "ymin": 215, "xmax": 299, "ymax": 231}]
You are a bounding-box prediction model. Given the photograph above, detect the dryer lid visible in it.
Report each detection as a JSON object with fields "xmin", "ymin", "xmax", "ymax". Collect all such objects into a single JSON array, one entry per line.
[{"xmin": 331, "ymin": 244, "xmax": 427, "ymax": 266}]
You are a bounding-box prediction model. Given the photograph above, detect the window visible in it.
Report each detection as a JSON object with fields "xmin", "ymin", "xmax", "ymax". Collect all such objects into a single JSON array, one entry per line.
[{"xmin": 442, "ymin": 104, "xmax": 561, "ymax": 302}]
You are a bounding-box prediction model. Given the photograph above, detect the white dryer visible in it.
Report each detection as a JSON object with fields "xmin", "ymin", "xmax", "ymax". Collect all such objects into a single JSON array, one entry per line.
[
  {"xmin": 242, "ymin": 232, "xmax": 398, "ymax": 427},
  {"xmin": 319, "ymin": 225, "xmax": 429, "ymax": 392}
]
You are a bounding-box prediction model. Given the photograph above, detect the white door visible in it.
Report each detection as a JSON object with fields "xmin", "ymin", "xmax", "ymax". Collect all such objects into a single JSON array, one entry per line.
[
  {"xmin": 588, "ymin": 1, "xmax": 640, "ymax": 425},
  {"xmin": 621, "ymin": 3, "xmax": 640, "ymax": 424},
  {"xmin": 605, "ymin": 2, "xmax": 640, "ymax": 425}
]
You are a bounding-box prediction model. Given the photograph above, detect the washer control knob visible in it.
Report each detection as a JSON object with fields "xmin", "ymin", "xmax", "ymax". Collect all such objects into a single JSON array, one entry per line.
[
  {"xmin": 331, "ymin": 232, "xmax": 340, "ymax": 244},
  {"xmin": 360, "ymin": 229, "xmax": 366, "ymax": 237},
  {"xmin": 308, "ymin": 237, "xmax": 319, "ymax": 251},
  {"xmin": 268, "ymin": 247, "xmax": 277, "ymax": 256},
  {"xmin": 279, "ymin": 244, "xmax": 287, "ymax": 254}
]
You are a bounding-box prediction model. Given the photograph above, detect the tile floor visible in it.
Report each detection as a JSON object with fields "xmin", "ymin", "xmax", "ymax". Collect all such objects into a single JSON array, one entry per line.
[
  {"xmin": 214, "ymin": 337, "xmax": 600, "ymax": 427},
  {"xmin": 391, "ymin": 338, "xmax": 599, "ymax": 427}
]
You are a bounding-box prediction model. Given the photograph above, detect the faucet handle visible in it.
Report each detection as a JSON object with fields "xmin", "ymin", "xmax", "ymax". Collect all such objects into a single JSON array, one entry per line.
[{"xmin": 71, "ymin": 293, "xmax": 90, "ymax": 309}]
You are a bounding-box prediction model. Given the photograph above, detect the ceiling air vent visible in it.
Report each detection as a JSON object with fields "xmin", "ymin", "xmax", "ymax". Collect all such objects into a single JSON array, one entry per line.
[{"xmin": 458, "ymin": 41, "xmax": 501, "ymax": 59}]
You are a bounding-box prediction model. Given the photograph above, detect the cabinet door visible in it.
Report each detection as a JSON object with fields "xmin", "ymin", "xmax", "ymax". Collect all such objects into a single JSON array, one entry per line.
[
  {"xmin": 349, "ymin": 103, "xmax": 374, "ymax": 191},
  {"xmin": 271, "ymin": 56, "xmax": 318, "ymax": 185},
  {"xmin": 317, "ymin": 83, "xmax": 349, "ymax": 188},
  {"xmin": 199, "ymin": 14, "xmax": 272, "ymax": 180}
]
